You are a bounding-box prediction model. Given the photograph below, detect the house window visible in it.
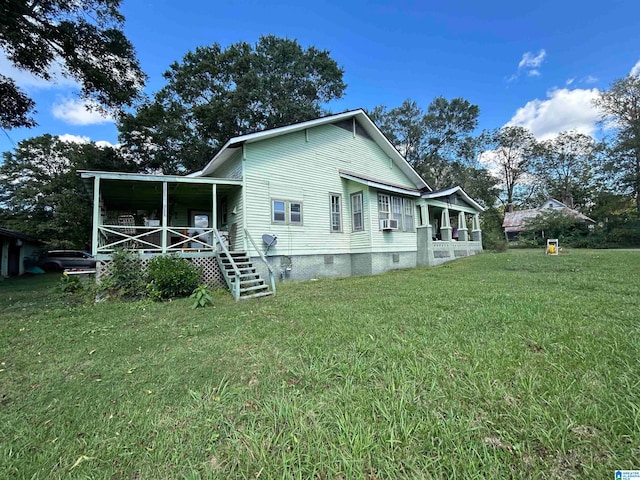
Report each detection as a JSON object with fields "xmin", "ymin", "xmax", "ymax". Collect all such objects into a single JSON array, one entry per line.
[
  {"xmin": 378, "ymin": 194, "xmax": 390, "ymax": 221},
  {"xmin": 377, "ymin": 194, "xmax": 415, "ymax": 232},
  {"xmin": 330, "ymin": 194, "xmax": 342, "ymax": 232},
  {"xmin": 391, "ymin": 196, "xmax": 403, "ymax": 230},
  {"xmin": 351, "ymin": 192, "xmax": 363, "ymax": 232},
  {"xmin": 272, "ymin": 199, "xmax": 303, "ymax": 225},
  {"xmin": 404, "ymin": 199, "xmax": 414, "ymax": 231},
  {"xmin": 290, "ymin": 202, "xmax": 302, "ymax": 225},
  {"xmin": 272, "ymin": 200, "xmax": 286, "ymax": 223}
]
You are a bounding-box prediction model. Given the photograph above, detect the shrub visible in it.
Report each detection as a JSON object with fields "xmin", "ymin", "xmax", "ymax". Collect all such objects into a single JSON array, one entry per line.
[
  {"xmin": 60, "ymin": 272, "xmax": 82, "ymax": 294},
  {"xmin": 146, "ymin": 255, "xmax": 200, "ymax": 300},
  {"xmin": 100, "ymin": 249, "xmax": 145, "ymax": 300}
]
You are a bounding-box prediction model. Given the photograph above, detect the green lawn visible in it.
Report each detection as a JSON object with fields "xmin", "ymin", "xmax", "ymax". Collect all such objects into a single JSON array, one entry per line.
[{"xmin": 1, "ymin": 249, "xmax": 639, "ymax": 479}]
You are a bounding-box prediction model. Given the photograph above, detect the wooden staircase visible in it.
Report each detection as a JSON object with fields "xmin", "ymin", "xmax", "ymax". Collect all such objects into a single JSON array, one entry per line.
[{"xmin": 217, "ymin": 251, "xmax": 274, "ymax": 300}]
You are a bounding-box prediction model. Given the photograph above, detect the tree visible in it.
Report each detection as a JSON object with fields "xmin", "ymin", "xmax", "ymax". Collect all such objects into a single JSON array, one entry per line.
[
  {"xmin": 370, "ymin": 97, "xmax": 499, "ymax": 207},
  {"xmin": 0, "ymin": 135, "xmax": 137, "ymax": 247},
  {"xmin": 533, "ymin": 131, "xmax": 601, "ymax": 209},
  {"xmin": 0, "ymin": 0, "xmax": 145, "ymax": 129},
  {"xmin": 482, "ymin": 126, "xmax": 538, "ymax": 208},
  {"xmin": 369, "ymin": 100, "xmax": 427, "ymax": 166},
  {"xmin": 118, "ymin": 35, "xmax": 346, "ymax": 173},
  {"xmin": 595, "ymin": 74, "xmax": 640, "ymax": 216}
]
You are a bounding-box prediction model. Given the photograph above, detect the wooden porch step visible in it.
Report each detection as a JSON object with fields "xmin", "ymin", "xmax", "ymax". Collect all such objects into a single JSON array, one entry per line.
[
  {"xmin": 240, "ymin": 284, "xmax": 269, "ymax": 293},
  {"xmin": 241, "ymin": 290, "xmax": 274, "ymax": 300}
]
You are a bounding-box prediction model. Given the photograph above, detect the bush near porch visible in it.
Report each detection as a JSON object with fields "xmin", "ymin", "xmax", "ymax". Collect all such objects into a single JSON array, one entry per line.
[{"xmin": 1, "ymin": 249, "xmax": 638, "ymax": 478}]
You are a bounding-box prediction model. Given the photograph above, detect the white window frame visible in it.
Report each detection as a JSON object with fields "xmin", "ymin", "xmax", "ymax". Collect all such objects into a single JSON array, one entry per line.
[
  {"xmin": 378, "ymin": 194, "xmax": 390, "ymax": 221},
  {"xmin": 351, "ymin": 192, "xmax": 364, "ymax": 232},
  {"xmin": 330, "ymin": 193, "xmax": 342, "ymax": 232},
  {"xmin": 271, "ymin": 199, "xmax": 303, "ymax": 225},
  {"xmin": 404, "ymin": 198, "xmax": 415, "ymax": 231},
  {"xmin": 391, "ymin": 196, "xmax": 403, "ymax": 231},
  {"xmin": 378, "ymin": 193, "xmax": 416, "ymax": 232},
  {"xmin": 272, "ymin": 199, "xmax": 286, "ymax": 223}
]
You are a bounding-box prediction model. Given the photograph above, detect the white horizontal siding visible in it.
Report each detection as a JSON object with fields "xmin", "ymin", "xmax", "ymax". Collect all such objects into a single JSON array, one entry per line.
[
  {"xmin": 243, "ymin": 123, "xmax": 421, "ymax": 256},
  {"xmin": 210, "ymin": 151, "xmax": 243, "ymax": 179}
]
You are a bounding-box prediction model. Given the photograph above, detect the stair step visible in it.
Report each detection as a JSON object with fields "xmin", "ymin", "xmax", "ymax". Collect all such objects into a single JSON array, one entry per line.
[
  {"xmin": 240, "ymin": 291, "xmax": 274, "ymax": 300},
  {"xmin": 226, "ymin": 268, "xmax": 257, "ymax": 277},
  {"xmin": 240, "ymin": 279, "xmax": 264, "ymax": 287},
  {"xmin": 240, "ymin": 284, "xmax": 269, "ymax": 293},
  {"xmin": 238, "ymin": 272, "xmax": 260, "ymax": 279}
]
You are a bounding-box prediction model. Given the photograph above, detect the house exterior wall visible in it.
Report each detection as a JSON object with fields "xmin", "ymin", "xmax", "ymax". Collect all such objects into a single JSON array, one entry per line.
[
  {"xmin": 201, "ymin": 118, "xmax": 483, "ymax": 283},
  {"xmin": 224, "ymin": 122, "xmax": 421, "ymax": 259}
]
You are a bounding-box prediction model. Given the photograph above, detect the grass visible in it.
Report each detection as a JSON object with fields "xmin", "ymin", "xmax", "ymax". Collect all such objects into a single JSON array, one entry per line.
[{"xmin": 1, "ymin": 249, "xmax": 639, "ymax": 479}]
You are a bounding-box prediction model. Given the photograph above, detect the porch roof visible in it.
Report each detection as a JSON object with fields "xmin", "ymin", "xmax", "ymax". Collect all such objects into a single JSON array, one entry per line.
[
  {"xmin": 339, "ymin": 170, "xmax": 422, "ymax": 197},
  {"xmin": 422, "ymin": 186, "xmax": 485, "ymax": 212},
  {"xmin": 79, "ymin": 170, "xmax": 243, "ymax": 186}
]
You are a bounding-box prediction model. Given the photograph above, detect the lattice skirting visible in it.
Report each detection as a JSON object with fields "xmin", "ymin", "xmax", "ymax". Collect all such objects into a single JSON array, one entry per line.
[{"xmin": 97, "ymin": 256, "xmax": 226, "ymax": 288}]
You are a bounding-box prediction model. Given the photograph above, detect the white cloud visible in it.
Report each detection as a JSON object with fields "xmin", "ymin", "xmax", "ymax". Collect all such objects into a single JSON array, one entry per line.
[
  {"xmin": 57, "ymin": 134, "xmax": 90, "ymax": 144},
  {"xmin": 51, "ymin": 97, "xmax": 114, "ymax": 126},
  {"xmin": 507, "ymin": 88, "xmax": 601, "ymax": 140},
  {"xmin": 631, "ymin": 59, "xmax": 640, "ymax": 77},
  {"xmin": 566, "ymin": 78, "xmax": 575, "ymax": 86},
  {"xmin": 519, "ymin": 49, "xmax": 546, "ymax": 69},
  {"xmin": 582, "ymin": 75, "xmax": 598, "ymax": 84},
  {"xmin": 0, "ymin": 48, "xmax": 79, "ymax": 90},
  {"xmin": 508, "ymin": 49, "xmax": 547, "ymax": 82}
]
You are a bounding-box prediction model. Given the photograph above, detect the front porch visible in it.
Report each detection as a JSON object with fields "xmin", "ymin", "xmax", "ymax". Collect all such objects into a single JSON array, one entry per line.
[
  {"xmin": 416, "ymin": 200, "xmax": 483, "ymax": 266},
  {"xmin": 80, "ymin": 171, "xmax": 243, "ymax": 260}
]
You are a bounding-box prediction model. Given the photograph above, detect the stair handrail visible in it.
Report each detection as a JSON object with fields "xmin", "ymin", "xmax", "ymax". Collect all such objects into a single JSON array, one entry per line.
[
  {"xmin": 244, "ymin": 228, "xmax": 276, "ymax": 295},
  {"xmin": 213, "ymin": 228, "xmax": 241, "ymax": 300}
]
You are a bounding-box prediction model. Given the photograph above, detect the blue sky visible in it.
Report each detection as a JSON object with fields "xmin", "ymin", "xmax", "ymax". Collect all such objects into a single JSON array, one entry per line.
[{"xmin": 2, "ymin": 0, "xmax": 639, "ymax": 155}]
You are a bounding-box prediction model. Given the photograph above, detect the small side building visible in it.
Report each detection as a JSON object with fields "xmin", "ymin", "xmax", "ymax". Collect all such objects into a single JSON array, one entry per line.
[{"xmin": 0, "ymin": 227, "xmax": 43, "ymax": 277}]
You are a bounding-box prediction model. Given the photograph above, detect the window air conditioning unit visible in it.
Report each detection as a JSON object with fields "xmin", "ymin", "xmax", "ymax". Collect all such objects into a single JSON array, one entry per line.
[{"xmin": 380, "ymin": 219, "xmax": 399, "ymax": 230}]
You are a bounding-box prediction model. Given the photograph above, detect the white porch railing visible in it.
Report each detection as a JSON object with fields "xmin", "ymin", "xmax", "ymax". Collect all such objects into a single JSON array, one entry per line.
[{"xmin": 97, "ymin": 225, "xmax": 229, "ymax": 254}]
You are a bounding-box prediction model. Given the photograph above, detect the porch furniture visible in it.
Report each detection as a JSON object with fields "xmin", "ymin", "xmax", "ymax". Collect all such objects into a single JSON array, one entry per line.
[{"xmin": 117, "ymin": 215, "xmax": 137, "ymax": 248}]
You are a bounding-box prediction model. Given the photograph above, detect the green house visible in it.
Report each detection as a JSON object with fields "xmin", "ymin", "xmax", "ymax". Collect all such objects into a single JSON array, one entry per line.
[{"xmin": 82, "ymin": 110, "xmax": 483, "ymax": 299}]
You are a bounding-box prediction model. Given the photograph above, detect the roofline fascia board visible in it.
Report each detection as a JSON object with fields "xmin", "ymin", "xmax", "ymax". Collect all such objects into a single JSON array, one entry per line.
[
  {"xmin": 340, "ymin": 172, "xmax": 421, "ymax": 197},
  {"xmin": 79, "ymin": 171, "xmax": 242, "ymax": 186}
]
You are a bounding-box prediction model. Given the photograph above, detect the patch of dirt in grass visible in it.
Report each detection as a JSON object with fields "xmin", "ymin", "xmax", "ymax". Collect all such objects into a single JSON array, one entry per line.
[
  {"xmin": 571, "ymin": 425, "xmax": 600, "ymax": 438},
  {"xmin": 549, "ymin": 449, "xmax": 585, "ymax": 478},
  {"xmin": 483, "ymin": 436, "xmax": 514, "ymax": 454}
]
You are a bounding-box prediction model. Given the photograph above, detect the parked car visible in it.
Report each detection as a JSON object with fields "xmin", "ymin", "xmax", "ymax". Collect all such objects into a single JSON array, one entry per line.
[{"xmin": 40, "ymin": 250, "xmax": 97, "ymax": 271}]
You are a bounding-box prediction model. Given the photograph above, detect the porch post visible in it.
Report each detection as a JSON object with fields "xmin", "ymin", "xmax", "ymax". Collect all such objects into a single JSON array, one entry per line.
[
  {"xmin": 472, "ymin": 213, "xmax": 482, "ymax": 243},
  {"xmin": 91, "ymin": 176, "xmax": 100, "ymax": 256},
  {"xmin": 457, "ymin": 212, "xmax": 469, "ymax": 241},
  {"xmin": 1, "ymin": 239, "xmax": 8, "ymax": 277},
  {"xmin": 161, "ymin": 182, "xmax": 168, "ymax": 253},
  {"xmin": 18, "ymin": 244, "xmax": 25, "ymax": 275},
  {"xmin": 440, "ymin": 207, "xmax": 452, "ymax": 241},
  {"xmin": 212, "ymin": 184, "xmax": 217, "ymax": 229}
]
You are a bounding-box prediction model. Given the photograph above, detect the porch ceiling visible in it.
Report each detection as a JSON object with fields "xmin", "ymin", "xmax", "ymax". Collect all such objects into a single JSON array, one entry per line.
[{"xmin": 85, "ymin": 177, "xmax": 240, "ymax": 211}]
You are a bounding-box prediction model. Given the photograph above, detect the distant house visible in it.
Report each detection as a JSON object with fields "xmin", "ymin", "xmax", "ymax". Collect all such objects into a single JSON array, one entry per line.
[
  {"xmin": 0, "ymin": 227, "xmax": 43, "ymax": 277},
  {"xmin": 502, "ymin": 198, "xmax": 595, "ymax": 241},
  {"xmin": 81, "ymin": 110, "xmax": 485, "ymax": 299}
]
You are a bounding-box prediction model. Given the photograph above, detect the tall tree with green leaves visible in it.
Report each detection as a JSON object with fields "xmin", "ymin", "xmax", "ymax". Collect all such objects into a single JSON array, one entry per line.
[
  {"xmin": 118, "ymin": 35, "xmax": 346, "ymax": 174},
  {"xmin": 0, "ymin": 0, "xmax": 145, "ymax": 129},
  {"xmin": 0, "ymin": 135, "xmax": 137, "ymax": 247},
  {"xmin": 482, "ymin": 126, "xmax": 538, "ymax": 208},
  {"xmin": 533, "ymin": 131, "xmax": 601, "ymax": 209},
  {"xmin": 369, "ymin": 97, "xmax": 498, "ymax": 206},
  {"xmin": 595, "ymin": 74, "xmax": 640, "ymax": 216}
]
